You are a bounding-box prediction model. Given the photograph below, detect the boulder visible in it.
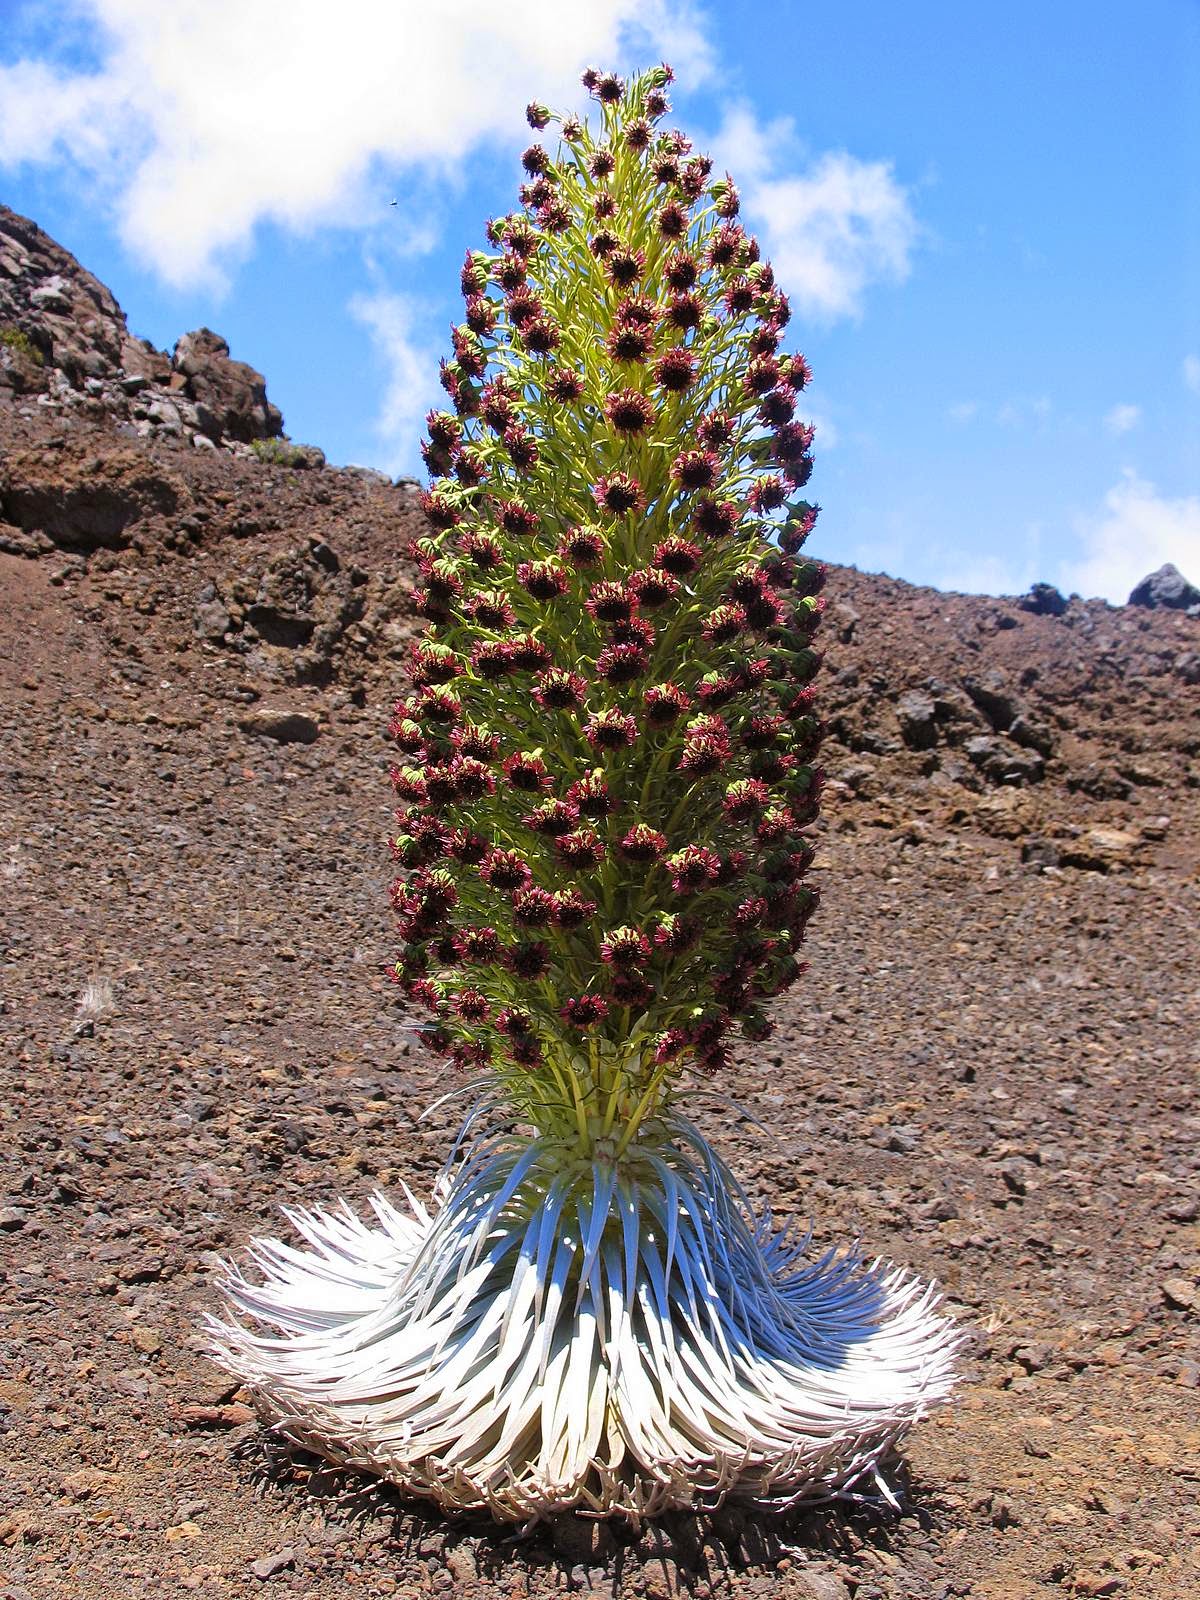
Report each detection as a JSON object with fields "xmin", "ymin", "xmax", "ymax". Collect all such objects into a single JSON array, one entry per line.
[
  {"xmin": 962, "ymin": 673, "xmax": 1019, "ymax": 732},
  {"xmin": 1018, "ymin": 582, "xmax": 1068, "ymax": 617},
  {"xmin": 1059, "ymin": 827, "xmax": 1141, "ymax": 873},
  {"xmin": 1008, "ymin": 715, "xmax": 1055, "ymax": 757},
  {"xmin": 1128, "ymin": 563, "xmax": 1200, "ymax": 611},
  {"xmin": 238, "ymin": 708, "xmax": 320, "ymax": 745},
  {"xmin": 896, "ymin": 689, "xmax": 938, "ymax": 750},
  {"xmin": 0, "ymin": 208, "xmax": 127, "ymax": 385},
  {"xmin": 172, "ymin": 328, "xmax": 284, "ymax": 444},
  {"xmin": 963, "ymin": 735, "xmax": 1044, "ymax": 787}
]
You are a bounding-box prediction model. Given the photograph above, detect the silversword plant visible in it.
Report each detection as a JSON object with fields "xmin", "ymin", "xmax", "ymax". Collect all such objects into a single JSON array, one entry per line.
[{"xmin": 213, "ymin": 64, "xmax": 958, "ymax": 1522}]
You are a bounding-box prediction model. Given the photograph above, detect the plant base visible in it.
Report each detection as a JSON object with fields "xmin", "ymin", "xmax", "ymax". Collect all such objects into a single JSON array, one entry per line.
[{"xmin": 210, "ymin": 1123, "xmax": 959, "ymax": 1522}]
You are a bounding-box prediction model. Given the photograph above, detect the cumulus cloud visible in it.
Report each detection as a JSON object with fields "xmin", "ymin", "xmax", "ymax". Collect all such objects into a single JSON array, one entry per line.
[
  {"xmin": 1063, "ymin": 472, "xmax": 1200, "ymax": 604},
  {"xmin": 1103, "ymin": 403, "xmax": 1140, "ymax": 435},
  {"xmin": 348, "ymin": 289, "xmax": 441, "ymax": 475},
  {"xmin": 710, "ymin": 104, "xmax": 917, "ymax": 321},
  {"xmin": 997, "ymin": 395, "xmax": 1051, "ymax": 428},
  {"xmin": 1185, "ymin": 355, "xmax": 1200, "ymax": 395},
  {"xmin": 934, "ymin": 551, "xmax": 1037, "ymax": 598},
  {"xmin": 0, "ymin": 0, "xmax": 712, "ymax": 287}
]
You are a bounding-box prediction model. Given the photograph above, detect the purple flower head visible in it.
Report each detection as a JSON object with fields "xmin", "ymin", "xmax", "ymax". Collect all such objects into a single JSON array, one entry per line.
[
  {"xmin": 607, "ymin": 322, "xmax": 654, "ymax": 363},
  {"xmin": 666, "ymin": 292, "xmax": 703, "ymax": 331},
  {"xmin": 471, "ymin": 640, "xmax": 516, "ymax": 680},
  {"xmin": 502, "ymin": 751, "xmax": 551, "ymax": 792},
  {"xmin": 513, "ymin": 886, "xmax": 556, "ymax": 927},
  {"xmin": 534, "ymin": 669, "xmax": 588, "ymax": 711},
  {"xmin": 605, "ymin": 389, "xmax": 655, "ymax": 435},
  {"xmin": 508, "ymin": 940, "xmax": 551, "ymax": 980},
  {"xmin": 566, "ymin": 772, "xmax": 612, "ymax": 818},
  {"xmin": 654, "ymin": 348, "xmax": 697, "ymax": 393},
  {"xmin": 523, "ymin": 797, "xmax": 580, "ymax": 837},
  {"xmin": 552, "ymin": 888, "xmax": 597, "ymax": 929},
  {"xmin": 586, "ymin": 581, "xmax": 635, "ymax": 623},
  {"xmin": 620, "ymin": 823, "xmax": 668, "ymax": 861},
  {"xmin": 667, "ymin": 846, "xmax": 721, "ymax": 895},
  {"xmin": 643, "ymin": 681, "xmax": 692, "ymax": 725},
  {"xmin": 628, "ymin": 568, "xmax": 679, "ymax": 609},
  {"xmin": 556, "ymin": 828, "xmax": 606, "ymax": 869},
  {"xmin": 518, "ymin": 560, "xmax": 570, "ymax": 600},
  {"xmin": 510, "ymin": 634, "xmax": 554, "ymax": 671},
  {"xmin": 559, "ymin": 527, "xmax": 606, "ymax": 567},
  {"xmin": 592, "ymin": 473, "xmax": 645, "ymax": 517},
  {"xmin": 653, "ymin": 537, "xmax": 702, "ymax": 576},
  {"xmin": 600, "ymin": 927, "xmax": 652, "ymax": 968},
  {"xmin": 663, "ymin": 251, "xmax": 698, "ymax": 290},
  {"xmin": 596, "ymin": 643, "xmax": 648, "ymax": 684},
  {"xmin": 467, "ymin": 591, "xmax": 516, "ymax": 631},
  {"xmin": 607, "ymin": 247, "xmax": 646, "ymax": 288},
  {"xmin": 584, "ymin": 708, "xmax": 638, "ymax": 750},
  {"xmin": 671, "ymin": 450, "xmax": 720, "ymax": 491},
  {"xmin": 547, "ymin": 366, "xmax": 585, "ymax": 403},
  {"xmin": 480, "ymin": 848, "xmax": 532, "ymax": 891},
  {"xmin": 561, "ymin": 995, "xmax": 609, "ymax": 1027},
  {"xmin": 657, "ymin": 201, "xmax": 689, "ymax": 239}
]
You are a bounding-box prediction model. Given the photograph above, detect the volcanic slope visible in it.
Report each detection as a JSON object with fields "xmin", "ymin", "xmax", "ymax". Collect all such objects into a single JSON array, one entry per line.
[{"xmin": 0, "ymin": 213, "xmax": 1198, "ymax": 1599}]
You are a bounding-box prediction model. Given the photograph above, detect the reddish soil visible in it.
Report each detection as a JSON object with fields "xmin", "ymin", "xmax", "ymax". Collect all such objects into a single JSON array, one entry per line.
[{"xmin": 1, "ymin": 403, "xmax": 1197, "ymax": 1600}]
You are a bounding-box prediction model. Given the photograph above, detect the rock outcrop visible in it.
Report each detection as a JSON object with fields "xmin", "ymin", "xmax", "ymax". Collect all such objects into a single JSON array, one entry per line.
[
  {"xmin": 0, "ymin": 206, "xmax": 285, "ymax": 454},
  {"xmin": 1128, "ymin": 562, "xmax": 1200, "ymax": 612}
]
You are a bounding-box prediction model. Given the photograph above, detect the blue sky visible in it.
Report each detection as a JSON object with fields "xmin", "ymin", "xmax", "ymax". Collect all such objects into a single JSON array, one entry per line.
[{"xmin": 2, "ymin": 0, "xmax": 1198, "ymax": 602}]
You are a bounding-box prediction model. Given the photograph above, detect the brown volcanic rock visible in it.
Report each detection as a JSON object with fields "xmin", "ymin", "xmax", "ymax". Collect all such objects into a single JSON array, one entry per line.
[
  {"xmin": 0, "ymin": 205, "xmax": 131, "ymax": 388},
  {"xmin": 0, "ymin": 205, "xmax": 283, "ymax": 451},
  {"xmin": 1, "ymin": 230, "xmax": 1199, "ymax": 1596},
  {"xmin": 1, "ymin": 436, "xmax": 187, "ymax": 551},
  {"xmin": 173, "ymin": 327, "xmax": 284, "ymax": 444}
]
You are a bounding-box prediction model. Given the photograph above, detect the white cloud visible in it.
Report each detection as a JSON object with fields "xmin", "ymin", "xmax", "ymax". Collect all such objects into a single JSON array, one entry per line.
[
  {"xmin": 932, "ymin": 521, "xmax": 1046, "ymax": 599},
  {"xmin": 1063, "ymin": 471, "xmax": 1200, "ymax": 604},
  {"xmin": 1185, "ymin": 355, "xmax": 1200, "ymax": 395},
  {"xmin": 710, "ymin": 104, "xmax": 917, "ymax": 321},
  {"xmin": 1103, "ymin": 403, "xmax": 1140, "ymax": 435},
  {"xmin": 947, "ymin": 401, "xmax": 977, "ymax": 424},
  {"xmin": 800, "ymin": 405, "xmax": 839, "ymax": 452},
  {"xmin": 348, "ymin": 289, "xmax": 440, "ymax": 475},
  {"xmin": 935, "ymin": 552, "xmax": 1036, "ymax": 598},
  {"xmin": 997, "ymin": 394, "xmax": 1051, "ymax": 428},
  {"xmin": 0, "ymin": 0, "xmax": 712, "ymax": 288}
]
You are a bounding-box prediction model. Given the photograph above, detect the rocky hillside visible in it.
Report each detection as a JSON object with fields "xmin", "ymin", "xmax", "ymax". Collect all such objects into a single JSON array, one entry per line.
[
  {"xmin": 1, "ymin": 206, "xmax": 289, "ymax": 452},
  {"xmin": 0, "ymin": 211, "xmax": 1197, "ymax": 1600}
]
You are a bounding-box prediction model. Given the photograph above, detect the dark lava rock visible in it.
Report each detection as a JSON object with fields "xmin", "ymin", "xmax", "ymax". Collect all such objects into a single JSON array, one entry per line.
[
  {"xmin": 1128, "ymin": 563, "xmax": 1200, "ymax": 611},
  {"xmin": 1018, "ymin": 582, "xmax": 1068, "ymax": 617},
  {"xmin": 0, "ymin": 205, "xmax": 284, "ymax": 452},
  {"xmin": 1021, "ymin": 837, "xmax": 1062, "ymax": 869},
  {"xmin": 896, "ymin": 689, "xmax": 938, "ymax": 750},
  {"xmin": 964, "ymin": 734, "xmax": 1044, "ymax": 785},
  {"xmin": 1008, "ymin": 715, "xmax": 1054, "ymax": 757},
  {"xmin": 962, "ymin": 673, "xmax": 1019, "ymax": 731},
  {"xmin": 173, "ymin": 328, "xmax": 283, "ymax": 445}
]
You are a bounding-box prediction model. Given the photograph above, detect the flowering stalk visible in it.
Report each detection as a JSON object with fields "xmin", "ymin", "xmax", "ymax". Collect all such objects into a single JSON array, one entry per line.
[
  {"xmin": 213, "ymin": 65, "xmax": 958, "ymax": 1523},
  {"xmin": 394, "ymin": 68, "xmax": 825, "ymax": 1155}
]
